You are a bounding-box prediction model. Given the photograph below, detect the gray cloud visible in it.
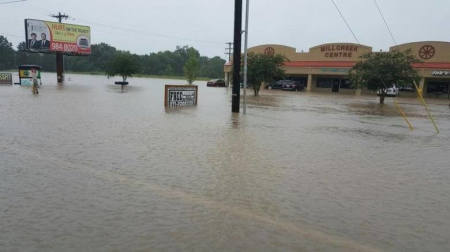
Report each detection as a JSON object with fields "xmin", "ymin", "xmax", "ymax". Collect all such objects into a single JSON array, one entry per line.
[{"xmin": 1, "ymin": 0, "xmax": 449, "ymax": 58}]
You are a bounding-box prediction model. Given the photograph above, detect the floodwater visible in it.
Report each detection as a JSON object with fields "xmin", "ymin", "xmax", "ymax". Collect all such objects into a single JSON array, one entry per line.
[{"xmin": 1, "ymin": 73, "xmax": 450, "ymax": 252}]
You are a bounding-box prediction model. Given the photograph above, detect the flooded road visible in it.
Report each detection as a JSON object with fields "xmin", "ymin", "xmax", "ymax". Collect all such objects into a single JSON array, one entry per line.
[{"xmin": 1, "ymin": 73, "xmax": 450, "ymax": 251}]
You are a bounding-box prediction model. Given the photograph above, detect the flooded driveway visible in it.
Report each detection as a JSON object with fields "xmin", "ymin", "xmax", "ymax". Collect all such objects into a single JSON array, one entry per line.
[{"xmin": 1, "ymin": 73, "xmax": 449, "ymax": 251}]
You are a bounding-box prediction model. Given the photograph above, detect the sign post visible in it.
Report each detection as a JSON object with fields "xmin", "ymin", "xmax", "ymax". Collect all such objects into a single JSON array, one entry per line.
[{"xmin": 232, "ymin": 0, "xmax": 243, "ymax": 113}]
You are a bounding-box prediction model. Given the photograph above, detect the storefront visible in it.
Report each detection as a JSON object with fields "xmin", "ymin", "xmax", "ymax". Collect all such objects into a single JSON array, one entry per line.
[{"xmin": 224, "ymin": 41, "xmax": 450, "ymax": 98}]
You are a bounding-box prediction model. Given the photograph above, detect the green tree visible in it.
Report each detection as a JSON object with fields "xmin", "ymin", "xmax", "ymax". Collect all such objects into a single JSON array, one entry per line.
[
  {"xmin": 349, "ymin": 50, "xmax": 421, "ymax": 104},
  {"xmin": 0, "ymin": 36, "xmax": 16, "ymax": 70},
  {"xmin": 199, "ymin": 56, "xmax": 226, "ymax": 78},
  {"xmin": 106, "ymin": 53, "xmax": 138, "ymax": 82},
  {"xmin": 184, "ymin": 55, "xmax": 200, "ymax": 84},
  {"xmin": 247, "ymin": 53, "xmax": 285, "ymax": 96}
]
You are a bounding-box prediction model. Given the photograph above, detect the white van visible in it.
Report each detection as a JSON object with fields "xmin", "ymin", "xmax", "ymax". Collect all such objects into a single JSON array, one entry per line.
[{"xmin": 377, "ymin": 85, "xmax": 399, "ymax": 97}]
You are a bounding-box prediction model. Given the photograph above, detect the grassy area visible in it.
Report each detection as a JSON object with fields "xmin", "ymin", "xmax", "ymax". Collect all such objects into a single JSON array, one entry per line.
[
  {"xmin": 0, "ymin": 70, "xmax": 212, "ymax": 81},
  {"xmin": 66, "ymin": 71, "xmax": 211, "ymax": 81}
]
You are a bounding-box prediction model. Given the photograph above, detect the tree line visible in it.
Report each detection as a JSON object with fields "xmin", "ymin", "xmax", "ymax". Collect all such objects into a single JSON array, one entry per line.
[{"xmin": 0, "ymin": 35, "xmax": 225, "ymax": 79}]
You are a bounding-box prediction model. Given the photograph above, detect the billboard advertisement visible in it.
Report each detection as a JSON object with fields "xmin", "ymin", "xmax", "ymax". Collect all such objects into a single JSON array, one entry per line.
[{"xmin": 25, "ymin": 19, "xmax": 91, "ymax": 55}]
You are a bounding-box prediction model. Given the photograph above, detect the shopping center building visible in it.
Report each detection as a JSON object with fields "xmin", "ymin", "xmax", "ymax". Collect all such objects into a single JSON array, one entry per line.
[{"xmin": 224, "ymin": 41, "xmax": 450, "ymax": 98}]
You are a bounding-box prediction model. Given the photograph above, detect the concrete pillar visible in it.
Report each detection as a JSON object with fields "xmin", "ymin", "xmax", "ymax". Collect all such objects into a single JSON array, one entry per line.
[
  {"xmin": 306, "ymin": 74, "xmax": 313, "ymax": 91},
  {"xmin": 225, "ymin": 72, "xmax": 231, "ymax": 87},
  {"xmin": 419, "ymin": 78, "xmax": 425, "ymax": 89}
]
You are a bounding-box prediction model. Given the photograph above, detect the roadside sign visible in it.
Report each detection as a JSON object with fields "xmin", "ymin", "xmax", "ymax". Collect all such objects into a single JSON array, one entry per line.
[
  {"xmin": 0, "ymin": 73, "xmax": 13, "ymax": 85},
  {"xmin": 164, "ymin": 85, "xmax": 198, "ymax": 107}
]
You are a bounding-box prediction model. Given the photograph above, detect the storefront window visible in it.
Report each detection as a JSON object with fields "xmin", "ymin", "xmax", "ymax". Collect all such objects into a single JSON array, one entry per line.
[
  {"xmin": 427, "ymin": 81, "xmax": 449, "ymax": 94},
  {"xmin": 316, "ymin": 78, "xmax": 333, "ymax": 88},
  {"xmin": 340, "ymin": 79, "xmax": 353, "ymax": 89}
]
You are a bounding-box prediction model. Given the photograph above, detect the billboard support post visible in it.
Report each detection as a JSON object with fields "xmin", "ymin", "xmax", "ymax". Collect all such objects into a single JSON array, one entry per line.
[
  {"xmin": 56, "ymin": 53, "xmax": 64, "ymax": 83},
  {"xmin": 232, "ymin": 0, "xmax": 242, "ymax": 113},
  {"xmin": 51, "ymin": 12, "xmax": 69, "ymax": 84}
]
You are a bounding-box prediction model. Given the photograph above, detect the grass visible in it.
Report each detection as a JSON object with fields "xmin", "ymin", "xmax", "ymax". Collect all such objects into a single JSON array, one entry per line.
[
  {"xmin": 0, "ymin": 70, "xmax": 213, "ymax": 81},
  {"xmin": 66, "ymin": 71, "xmax": 211, "ymax": 81}
]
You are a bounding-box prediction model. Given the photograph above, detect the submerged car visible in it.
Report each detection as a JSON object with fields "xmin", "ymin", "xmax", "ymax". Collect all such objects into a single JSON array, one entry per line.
[
  {"xmin": 267, "ymin": 80, "xmax": 304, "ymax": 91},
  {"xmin": 207, "ymin": 79, "xmax": 226, "ymax": 87},
  {"xmin": 266, "ymin": 80, "xmax": 284, "ymax": 90},
  {"xmin": 282, "ymin": 80, "xmax": 304, "ymax": 91},
  {"xmin": 377, "ymin": 86, "xmax": 399, "ymax": 97}
]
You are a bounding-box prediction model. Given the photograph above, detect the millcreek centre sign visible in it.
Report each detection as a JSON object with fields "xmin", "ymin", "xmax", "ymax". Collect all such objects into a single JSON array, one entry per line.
[
  {"xmin": 164, "ymin": 85, "xmax": 198, "ymax": 107},
  {"xmin": 320, "ymin": 44, "xmax": 359, "ymax": 58}
]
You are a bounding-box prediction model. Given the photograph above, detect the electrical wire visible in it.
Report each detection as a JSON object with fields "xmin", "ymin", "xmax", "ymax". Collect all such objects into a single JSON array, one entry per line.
[
  {"xmin": 373, "ymin": 0, "xmax": 397, "ymax": 45},
  {"xmin": 71, "ymin": 17, "xmax": 225, "ymax": 46},
  {"xmin": 0, "ymin": 0, "xmax": 26, "ymax": 5},
  {"xmin": 329, "ymin": 0, "xmax": 360, "ymax": 44}
]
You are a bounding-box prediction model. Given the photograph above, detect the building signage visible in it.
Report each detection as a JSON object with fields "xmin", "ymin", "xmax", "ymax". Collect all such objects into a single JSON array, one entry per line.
[
  {"xmin": 25, "ymin": 19, "xmax": 91, "ymax": 55},
  {"xmin": 264, "ymin": 47, "xmax": 275, "ymax": 56},
  {"xmin": 432, "ymin": 70, "xmax": 450, "ymax": 76},
  {"xmin": 320, "ymin": 68, "xmax": 349, "ymax": 73},
  {"xmin": 419, "ymin": 45, "xmax": 435, "ymax": 60},
  {"xmin": 321, "ymin": 44, "xmax": 358, "ymax": 58},
  {"xmin": 164, "ymin": 85, "xmax": 198, "ymax": 107},
  {"xmin": 0, "ymin": 73, "xmax": 13, "ymax": 85}
]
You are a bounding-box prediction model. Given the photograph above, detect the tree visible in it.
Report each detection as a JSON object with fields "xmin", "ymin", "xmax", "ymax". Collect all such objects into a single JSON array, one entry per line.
[
  {"xmin": 349, "ymin": 50, "xmax": 421, "ymax": 104},
  {"xmin": 0, "ymin": 35, "xmax": 226, "ymax": 79},
  {"xmin": 247, "ymin": 53, "xmax": 285, "ymax": 96},
  {"xmin": 0, "ymin": 36, "xmax": 15, "ymax": 70},
  {"xmin": 106, "ymin": 53, "xmax": 138, "ymax": 82},
  {"xmin": 184, "ymin": 55, "xmax": 199, "ymax": 84}
]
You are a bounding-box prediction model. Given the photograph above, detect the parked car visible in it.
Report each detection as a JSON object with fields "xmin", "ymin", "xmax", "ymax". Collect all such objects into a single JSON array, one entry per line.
[
  {"xmin": 266, "ymin": 80, "xmax": 284, "ymax": 90},
  {"xmin": 267, "ymin": 80, "xmax": 304, "ymax": 91},
  {"xmin": 377, "ymin": 85, "xmax": 399, "ymax": 97},
  {"xmin": 282, "ymin": 80, "xmax": 304, "ymax": 91},
  {"xmin": 207, "ymin": 79, "xmax": 226, "ymax": 87}
]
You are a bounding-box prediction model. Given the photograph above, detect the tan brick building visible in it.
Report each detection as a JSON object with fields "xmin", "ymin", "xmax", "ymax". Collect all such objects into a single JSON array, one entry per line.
[{"xmin": 224, "ymin": 41, "xmax": 450, "ymax": 98}]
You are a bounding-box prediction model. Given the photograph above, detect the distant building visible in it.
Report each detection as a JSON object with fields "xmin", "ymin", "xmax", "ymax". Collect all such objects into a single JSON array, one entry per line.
[{"xmin": 224, "ymin": 41, "xmax": 450, "ymax": 98}]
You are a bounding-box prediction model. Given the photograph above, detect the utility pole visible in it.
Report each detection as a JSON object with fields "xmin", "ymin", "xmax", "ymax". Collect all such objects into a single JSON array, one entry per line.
[
  {"xmin": 232, "ymin": 0, "xmax": 242, "ymax": 113},
  {"xmin": 225, "ymin": 42, "xmax": 233, "ymax": 62},
  {"xmin": 243, "ymin": 0, "xmax": 250, "ymax": 114},
  {"xmin": 51, "ymin": 12, "xmax": 69, "ymax": 83}
]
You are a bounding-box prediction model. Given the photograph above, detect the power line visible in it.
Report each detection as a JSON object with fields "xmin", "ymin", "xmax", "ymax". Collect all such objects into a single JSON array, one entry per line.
[
  {"xmin": 0, "ymin": 0, "xmax": 26, "ymax": 5},
  {"xmin": 373, "ymin": 0, "xmax": 397, "ymax": 45},
  {"xmin": 329, "ymin": 0, "xmax": 360, "ymax": 44},
  {"xmin": 51, "ymin": 12, "xmax": 69, "ymax": 23},
  {"xmin": 72, "ymin": 17, "xmax": 225, "ymax": 46}
]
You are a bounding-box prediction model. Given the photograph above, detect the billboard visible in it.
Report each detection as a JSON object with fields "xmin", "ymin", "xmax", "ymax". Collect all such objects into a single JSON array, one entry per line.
[
  {"xmin": 25, "ymin": 19, "xmax": 91, "ymax": 55},
  {"xmin": 164, "ymin": 85, "xmax": 198, "ymax": 107}
]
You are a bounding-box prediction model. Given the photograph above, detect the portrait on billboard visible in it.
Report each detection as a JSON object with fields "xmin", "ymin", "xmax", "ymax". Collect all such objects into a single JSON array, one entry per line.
[{"xmin": 26, "ymin": 19, "xmax": 51, "ymax": 51}]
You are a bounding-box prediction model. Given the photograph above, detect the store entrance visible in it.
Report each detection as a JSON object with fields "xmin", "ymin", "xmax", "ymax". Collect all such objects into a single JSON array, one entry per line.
[
  {"xmin": 332, "ymin": 79, "xmax": 340, "ymax": 92},
  {"xmin": 426, "ymin": 79, "xmax": 450, "ymax": 98}
]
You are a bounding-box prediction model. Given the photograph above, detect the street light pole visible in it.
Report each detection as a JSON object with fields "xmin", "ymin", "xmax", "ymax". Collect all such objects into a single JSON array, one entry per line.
[
  {"xmin": 232, "ymin": 0, "xmax": 242, "ymax": 113},
  {"xmin": 243, "ymin": 0, "xmax": 249, "ymax": 114}
]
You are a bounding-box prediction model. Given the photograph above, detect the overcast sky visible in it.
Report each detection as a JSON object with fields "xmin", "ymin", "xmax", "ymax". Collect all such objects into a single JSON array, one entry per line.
[{"xmin": 1, "ymin": 0, "xmax": 449, "ymax": 58}]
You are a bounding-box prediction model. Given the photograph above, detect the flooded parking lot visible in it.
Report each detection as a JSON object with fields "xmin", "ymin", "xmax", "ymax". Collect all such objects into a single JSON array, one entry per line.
[{"xmin": 1, "ymin": 73, "xmax": 450, "ymax": 251}]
